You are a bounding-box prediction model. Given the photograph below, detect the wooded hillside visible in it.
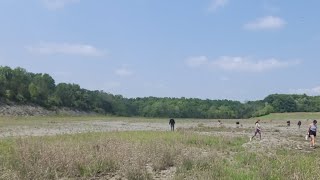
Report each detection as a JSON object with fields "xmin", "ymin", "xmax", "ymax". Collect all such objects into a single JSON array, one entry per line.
[{"xmin": 1, "ymin": 66, "xmax": 319, "ymax": 118}]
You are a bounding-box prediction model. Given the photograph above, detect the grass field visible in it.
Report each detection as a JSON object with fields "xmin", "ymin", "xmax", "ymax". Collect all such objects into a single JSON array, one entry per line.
[
  {"xmin": 0, "ymin": 130, "xmax": 320, "ymax": 180},
  {"xmin": 258, "ymin": 112, "xmax": 320, "ymax": 120},
  {"xmin": 0, "ymin": 113, "xmax": 319, "ymax": 179}
]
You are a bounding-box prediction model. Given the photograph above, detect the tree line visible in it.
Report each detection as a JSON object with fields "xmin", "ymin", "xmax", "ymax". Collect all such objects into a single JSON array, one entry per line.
[{"xmin": 1, "ymin": 66, "xmax": 320, "ymax": 118}]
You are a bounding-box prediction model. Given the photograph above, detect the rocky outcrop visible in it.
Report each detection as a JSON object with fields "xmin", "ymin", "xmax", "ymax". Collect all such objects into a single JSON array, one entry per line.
[{"xmin": 0, "ymin": 103, "xmax": 95, "ymax": 116}]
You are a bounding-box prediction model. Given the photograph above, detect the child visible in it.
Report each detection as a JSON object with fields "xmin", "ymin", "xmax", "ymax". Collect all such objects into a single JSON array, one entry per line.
[{"xmin": 250, "ymin": 120, "xmax": 261, "ymax": 141}]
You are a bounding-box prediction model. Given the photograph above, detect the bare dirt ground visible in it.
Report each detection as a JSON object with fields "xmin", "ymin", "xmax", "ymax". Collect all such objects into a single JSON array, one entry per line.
[
  {"xmin": 0, "ymin": 118, "xmax": 313, "ymax": 151},
  {"xmin": 0, "ymin": 121, "xmax": 194, "ymax": 137}
]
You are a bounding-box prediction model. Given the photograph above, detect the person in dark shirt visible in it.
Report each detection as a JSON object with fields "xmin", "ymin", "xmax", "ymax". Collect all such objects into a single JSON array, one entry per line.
[
  {"xmin": 169, "ymin": 118, "xmax": 175, "ymax": 131},
  {"xmin": 297, "ymin": 121, "xmax": 302, "ymax": 129}
]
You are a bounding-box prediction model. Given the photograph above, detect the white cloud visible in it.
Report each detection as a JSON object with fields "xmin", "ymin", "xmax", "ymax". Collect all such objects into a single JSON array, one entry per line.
[
  {"xmin": 211, "ymin": 56, "xmax": 297, "ymax": 72},
  {"xmin": 208, "ymin": 0, "xmax": 228, "ymax": 11},
  {"xmin": 115, "ymin": 66, "xmax": 133, "ymax": 77},
  {"xmin": 186, "ymin": 56, "xmax": 209, "ymax": 68},
  {"xmin": 289, "ymin": 86, "xmax": 320, "ymax": 96},
  {"xmin": 26, "ymin": 42, "xmax": 105, "ymax": 57},
  {"xmin": 41, "ymin": 0, "xmax": 80, "ymax": 10},
  {"xmin": 186, "ymin": 56, "xmax": 300, "ymax": 72},
  {"xmin": 244, "ymin": 16, "xmax": 286, "ymax": 30}
]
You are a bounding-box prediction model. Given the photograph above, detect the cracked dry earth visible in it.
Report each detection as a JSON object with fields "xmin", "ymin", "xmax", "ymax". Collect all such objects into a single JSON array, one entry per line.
[{"xmin": 0, "ymin": 119, "xmax": 315, "ymax": 179}]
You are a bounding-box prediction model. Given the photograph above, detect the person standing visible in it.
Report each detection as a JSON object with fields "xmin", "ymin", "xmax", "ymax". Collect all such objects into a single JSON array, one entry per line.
[
  {"xmin": 308, "ymin": 120, "xmax": 317, "ymax": 148},
  {"xmin": 250, "ymin": 120, "xmax": 261, "ymax": 141},
  {"xmin": 297, "ymin": 121, "xmax": 302, "ymax": 129},
  {"xmin": 169, "ymin": 118, "xmax": 175, "ymax": 131}
]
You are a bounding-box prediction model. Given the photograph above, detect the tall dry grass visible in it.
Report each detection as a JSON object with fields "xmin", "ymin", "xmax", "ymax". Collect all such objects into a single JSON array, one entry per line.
[
  {"xmin": 7, "ymin": 130, "xmax": 319, "ymax": 180},
  {"xmin": 0, "ymin": 131, "xmax": 243, "ymax": 179}
]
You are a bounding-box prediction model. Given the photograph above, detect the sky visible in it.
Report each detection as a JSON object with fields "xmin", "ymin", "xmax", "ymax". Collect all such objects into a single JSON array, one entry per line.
[{"xmin": 0, "ymin": 0, "xmax": 320, "ymax": 101}]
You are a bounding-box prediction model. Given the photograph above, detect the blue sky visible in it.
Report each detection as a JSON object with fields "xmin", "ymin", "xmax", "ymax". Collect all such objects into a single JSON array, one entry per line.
[{"xmin": 0, "ymin": 0, "xmax": 319, "ymax": 101}]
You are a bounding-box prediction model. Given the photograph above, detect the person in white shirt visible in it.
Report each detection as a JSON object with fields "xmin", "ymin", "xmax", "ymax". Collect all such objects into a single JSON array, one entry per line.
[
  {"xmin": 308, "ymin": 120, "xmax": 317, "ymax": 148},
  {"xmin": 250, "ymin": 120, "xmax": 261, "ymax": 141}
]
